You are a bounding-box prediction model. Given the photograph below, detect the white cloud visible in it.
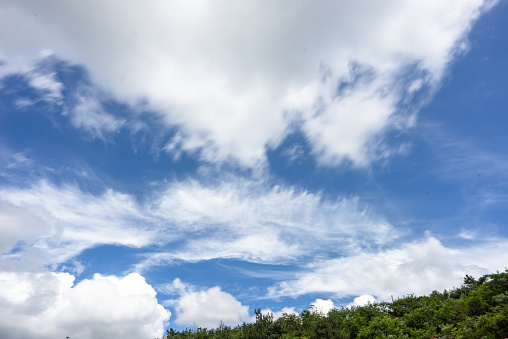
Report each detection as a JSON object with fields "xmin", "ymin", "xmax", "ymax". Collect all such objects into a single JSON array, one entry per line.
[
  {"xmin": 0, "ymin": 271, "xmax": 170, "ymax": 339},
  {"xmin": 67, "ymin": 87, "xmax": 125, "ymax": 139},
  {"xmin": 3, "ymin": 60, "xmax": 124, "ymax": 139},
  {"xmin": 458, "ymin": 229, "xmax": 478, "ymax": 240},
  {"xmin": 347, "ymin": 295, "xmax": 377, "ymax": 308},
  {"xmin": 163, "ymin": 279, "xmax": 298, "ymax": 328},
  {"xmin": 138, "ymin": 177, "xmax": 397, "ymax": 269},
  {"xmin": 0, "ymin": 0, "xmax": 495, "ymax": 167},
  {"xmin": 1, "ymin": 150, "xmax": 32, "ymax": 171},
  {"xmin": 169, "ymin": 279, "xmax": 250, "ymax": 328},
  {"xmin": 311, "ymin": 298, "xmax": 336, "ymax": 315},
  {"xmin": 0, "ymin": 175, "xmax": 396, "ymax": 271},
  {"xmin": 156, "ymin": 179, "xmax": 395, "ymax": 245},
  {"xmin": 3, "ymin": 177, "xmax": 506, "ymax": 311},
  {"xmin": 27, "ymin": 71, "xmax": 63, "ymax": 105},
  {"xmin": 1, "ymin": 176, "xmax": 395, "ymax": 271},
  {"xmin": 0, "ymin": 181, "xmax": 155, "ymax": 265},
  {"xmin": 282, "ymin": 144, "xmax": 306, "ymax": 164},
  {"xmin": 13, "ymin": 97, "xmax": 34, "ymax": 109},
  {"xmin": 457, "ymin": 238, "xmax": 508, "ymax": 273},
  {"xmin": 267, "ymin": 236, "xmax": 507, "ymax": 301},
  {"xmin": 258, "ymin": 307, "xmax": 298, "ymax": 321},
  {"xmin": 0, "ymin": 201, "xmax": 49, "ymax": 254},
  {"xmin": 0, "ymin": 59, "xmax": 63, "ymax": 106}
]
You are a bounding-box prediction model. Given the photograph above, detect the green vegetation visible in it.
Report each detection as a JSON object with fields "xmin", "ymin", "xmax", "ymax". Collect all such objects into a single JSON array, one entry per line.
[{"xmin": 161, "ymin": 270, "xmax": 508, "ymax": 339}]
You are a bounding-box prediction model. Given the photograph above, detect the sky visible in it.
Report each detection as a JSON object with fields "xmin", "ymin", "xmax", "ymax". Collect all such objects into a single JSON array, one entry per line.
[{"xmin": 0, "ymin": 0, "xmax": 507, "ymax": 337}]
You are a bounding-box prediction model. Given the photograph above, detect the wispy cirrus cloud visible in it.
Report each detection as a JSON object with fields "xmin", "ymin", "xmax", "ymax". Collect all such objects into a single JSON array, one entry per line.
[
  {"xmin": 0, "ymin": 175, "xmax": 397, "ymax": 270},
  {"xmin": 66, "ymin": 86, "xmax": 126, "ymax": 139},
  {"xmin": 1, "ymin": 59, "xmax": 128, "ymax": 140},
  {"xmin": 27, "ymin": 70, "xmax": 63, "ymax": 104},
  {"xmin": 0, "ymin": 181, "xmax": 155, "ymax": 266},
  {"xmin": 136, "ymin": 177, "xmax": 398, "ymax": 270}
]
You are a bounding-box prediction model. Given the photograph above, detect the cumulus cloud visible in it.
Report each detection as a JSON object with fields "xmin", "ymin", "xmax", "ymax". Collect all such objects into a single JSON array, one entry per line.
[
  {"xmin": 166, "ymin": 279, "xmax": 250, "ymax": 328},
  {"xmin": 257, "ymin": 307, "xmax": 298, "ymax": 321},
  {"xmin": 0, "ymin": 0, "xmax": 496, "ymax": 167},
  {"xmin": 347, "ymin": 295, "xmax": 377, "ymax": 308},
  {"xmin": 311, "ymin": 298, "xmax": 336, "ymax": 315},
  {"xmin": 457, "ymin": 238, "xmax": 508, "ymax": 273},
  {"xmin": 0, "ymin": 271, "xmax": 170, "ymax": 339},
  {"xmin": 161, "ymin": 279, "xmax": 297, "ymax": 328},
  {"xmin": 267, "ymin": 236, "xmax": 505, "ymax": 301}
]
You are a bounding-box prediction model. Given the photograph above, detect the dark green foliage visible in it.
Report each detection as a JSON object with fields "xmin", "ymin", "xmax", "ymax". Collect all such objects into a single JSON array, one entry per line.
[
  {"xmin": 242, "ymin": 309, "xmax": 283, "ymax": 338},
  {"xmin": 161, "ymin": 269, "xmax": 508, "ymax": 339}
]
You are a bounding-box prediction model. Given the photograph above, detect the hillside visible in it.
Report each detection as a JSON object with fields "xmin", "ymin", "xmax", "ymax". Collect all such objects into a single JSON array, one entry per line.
[{"xmin": 162, "ymin": 269, "xmax": 508, "ymax": 339}]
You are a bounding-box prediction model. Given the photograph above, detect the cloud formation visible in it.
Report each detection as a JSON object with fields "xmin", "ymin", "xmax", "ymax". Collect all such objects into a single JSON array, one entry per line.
[
  {"xmin": 0, "ymin": 272, "xmax": 169, "ymax": 339},
  {"xmin": 3, "ymin": 175, "xmax": 507, "ymax": 325},
  {"xmin": 0, "ymin": 201, "xmax": 49, "ymax": 254},
  {"xmin": 0, "ymin": 181, "xmax": 155, "ymax": 266},
  {"xmin": 67, "ymin": 87, "xmax": 125, "ymax": 139},
  {"xmin": 0, "ymin": 0, "xmax": 494, "ymax": 167},
  {"xmin": 268, "ymin": 236, "xmax": 508, "ymax": 301},
  {"xmin": 311, "ymin": 298, "xmax": 336, "ymax": 315},
  {"xmin": 161, "ymin": 278, "xmax": 299, "ymax": 328},
  {"xmin": 0, "ymin": 177, "xmax": 395, "ymax": 269},
  {"xmin": 167, "ymin": 279, "xmax": 250, "ymax": 328},
  {"xmin": 348, "ymin": 295, "xmax": 377, "ymax": 308},
  {"xmin": 140, "ymin": 177, "xmax": 397, "ymax": 268}
]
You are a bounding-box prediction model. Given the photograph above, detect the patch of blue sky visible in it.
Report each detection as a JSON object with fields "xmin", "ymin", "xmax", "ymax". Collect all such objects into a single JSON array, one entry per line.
[{"xmin": 0, "ymin": 62, "xmax": 202, "ymax": 198}]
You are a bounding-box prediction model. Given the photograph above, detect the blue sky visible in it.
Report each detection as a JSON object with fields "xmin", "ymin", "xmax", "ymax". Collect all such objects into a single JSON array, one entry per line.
[{"xmin": 1, "ymin": 1, "xmax": 507, "ymax": 337}]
